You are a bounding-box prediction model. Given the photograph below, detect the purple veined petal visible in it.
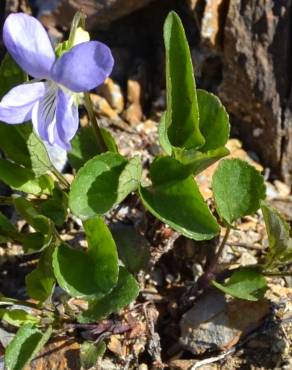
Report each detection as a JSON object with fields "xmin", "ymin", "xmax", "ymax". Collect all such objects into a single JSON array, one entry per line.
[
  {"xmin": 0, "ymin": 82, "xmax": 46, "ymax": 124},
  {"xmin": 50, "ymin": 41, "xmax": 114, "ymax": 92},
  {"xmin": 54, "ymin": 88, "xmax": 79, "ymax": 150},
  {"xmin": 31, "ymin": 82, "xmax": 58, "ymax": 143},
  {"xmin": 3, "ymin": 13, "xmax": 55, "ymax": 79}
]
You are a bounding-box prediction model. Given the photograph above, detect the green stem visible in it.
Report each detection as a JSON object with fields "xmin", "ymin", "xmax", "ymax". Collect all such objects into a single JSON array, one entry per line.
[
  {"xmin": 262, "ymin": 270, "xmax": 292, "ymax": 277},
  {"xmin": 68, "ymin": 11, "xmax": 86, "ymax": 48},
  {"xmin": 84, "ymin": 92, "xmax": 107, "ymax": 153},
  {"xmin": 51, "ymin": 166, "xmax": 70, "ymax": 189}
]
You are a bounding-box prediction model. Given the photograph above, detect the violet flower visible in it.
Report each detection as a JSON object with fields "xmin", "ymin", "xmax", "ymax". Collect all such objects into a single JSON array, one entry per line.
[{"xmin": 0, "ymin": 13, "xmax": 114, "ymax": 150}]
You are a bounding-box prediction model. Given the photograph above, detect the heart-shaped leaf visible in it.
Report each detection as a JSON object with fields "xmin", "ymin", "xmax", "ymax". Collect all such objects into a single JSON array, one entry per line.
[
  {"xmin": 5, "ymin": 324, "xmax": 52, "ymax": 370},
  {"xmin": 139, "ymin": 156, "xmax": 219, "ymax": 240},
  {"xmin": 197, "ymin": 89, "xmax": 230, "ymax": 151},
  {"xmin": 52, "ymin": 216, "xmax": 118, "ymax": 299},
  {"xmin": 212, "ymin": 159, "xmax": 266, "ymax": 224},
  {"xmin": 163, "ymin": 11, "xmax": 204, "ymax": 150},
  {"xmin": 78, "ymin": 266, "xmax": 139, "ymax": 323},
  {"xmin": 212, "ymin": 267, "xmax": 267, "ymax": 301},
  {"xmin": 174, "ymin": 146, "xmax": 229, "ymax": 175},
  {"xmin": 26, "ymin": 246, "xmax": 55, "ymax": 302},
  {"xmin": 69, "ymin": 152, "xmax": 142, "ymax": 219}
]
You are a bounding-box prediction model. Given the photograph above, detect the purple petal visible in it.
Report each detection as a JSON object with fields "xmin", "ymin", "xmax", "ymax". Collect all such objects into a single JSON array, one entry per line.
[
  {"xmin": 3, "ymin": 13, "xmax": 55, "ymax": 79},
  {"xmin": 50, "ymin": 41, "xmax": 114, "ymax": 92},
  {"xmin": 55, "ymin": 89, "xmax": 79, "ymax": 150},
  {"xmin": 31, "ymin": 82, "xmax": 57, "ymax": 143},
  {"xmin": 0, "ymin": 82, "xmax": 45, "ymax": 124}
]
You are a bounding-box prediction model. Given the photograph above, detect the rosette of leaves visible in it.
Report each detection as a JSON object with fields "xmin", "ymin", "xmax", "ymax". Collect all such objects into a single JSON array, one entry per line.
[{"xmin": 139, "ymin": 11, "xmax": 230, "ymax": 241}]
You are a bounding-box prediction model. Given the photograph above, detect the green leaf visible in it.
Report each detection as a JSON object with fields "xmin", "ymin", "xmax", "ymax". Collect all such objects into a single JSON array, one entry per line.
[
  {"xmin": 69, "ymin": 152, "xmax": 142, "ymax": 219},
  {"xmin": 52, "ymin": 216, "xmax": 118, "ymax": 299},
  {"xmin": 68, "ymin": 126, "xmax": 118, "ymax": 170},
  {"xmin": 174, "ymin": 146, "xmax": 230, "ymax": 175},
  {"xmin": 0, "ymin": 55, "xmax": 53, "ymax": 176},
  {"xmin": 4, "ymin": 324, "xmax": 52, "ymax": 370},
  {"xmin": 111, "ymin": 224, "xmax": 150, "ymax": 273},
  {"xmin": 212, "ymin": 159, "xmax": 266, "ymax": 224},
  {"xmin": 26, "ymin": 246, "xmax": 55, "ymax": 302},
  {"xmin": 38, "ymin": 187, "xmax": 68, "ymax": 226},
  {"xmin": 0, "ymin": 211, "xmax": 21, "ymax": 242},
  {"xmin": 158, "ymin": 112, "xmax": 172, "ymax": 155},
  {"xmin": 0, "ymin": 309, "xmax": 39, "ymax": 327},
  {"xmin": 78, "ymin": 266, "xmax": 139, "ymax": 323},
  {"xmin": 197, "ymin": 90, "xmax": 230, "ymax": 151},
  {"xmin": 261, "ymin": 201, "xmax": 291, "ymax": 265},
  {"xmin": 14, "ymin": 197, "xmax": 54, "ymax": 253},
  {"xmin": 163, "ymin": 11, "xmax": 204, "ymax": 149},
  {"xmin": 212, "ymin": 267, "xmax": 267, "ymax": 301},
  {"xmin": 0, "ymin": 54, "xmax": 26, "ymax": 99},
  {"xmin": 80, "ymin": 341, "xmax": 106, "ymax": 369},
  {"xmin": 0, "ymin": 158, "xmax": 54, "ymax": 195},
  {"xmin": 139, "ymin": 157, "xmax": 219, "ymax": 240},
  {"xmin": 101, "ymin": 128, "xmax": 118, "ymax": 153}
]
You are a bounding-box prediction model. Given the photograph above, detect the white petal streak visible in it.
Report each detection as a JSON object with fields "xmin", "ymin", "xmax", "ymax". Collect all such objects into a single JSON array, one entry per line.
[{"xmin": 32, "ymin": 82, "xmax": 58, "ymax": 143}]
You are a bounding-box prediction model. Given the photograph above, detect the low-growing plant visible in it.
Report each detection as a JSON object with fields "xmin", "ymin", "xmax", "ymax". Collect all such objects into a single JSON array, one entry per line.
[{"xmin": 0, "ymin": 10, "xmax": 291, "ymax": 370}]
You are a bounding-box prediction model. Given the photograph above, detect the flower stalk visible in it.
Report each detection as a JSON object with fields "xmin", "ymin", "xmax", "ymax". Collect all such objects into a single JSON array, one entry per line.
[{"xmin": 84, "ymin": 92, "xmax": 108, "ymax": 153}]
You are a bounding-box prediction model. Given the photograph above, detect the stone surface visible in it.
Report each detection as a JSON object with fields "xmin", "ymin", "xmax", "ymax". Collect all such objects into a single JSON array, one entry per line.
[
  {"xmin": 123, "ymin": 79, "xmax": 143, "ymax": 125},
  {"xmin": 201, "ymin": 0, "xmax": 227, "ymax": 48},
  {"xmin": 180, "ymin": 290, "xmax": 269, "ymax": 354},
  {"xmin": 39, "ymin": 0, "xmax": 155, "ymax": 30},
  {"xmin": 219, "ymin": 0, "xmax": 292, "ymax": 185},
  {"xmin": 97, "ymin": 78, "xmax": 124, "ymax": 114}
]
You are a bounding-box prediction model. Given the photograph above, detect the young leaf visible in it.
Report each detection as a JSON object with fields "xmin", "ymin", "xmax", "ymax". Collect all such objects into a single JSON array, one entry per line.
[
  {"xmin": 261, "ymin": 201, "xmax": 291, "ymax": 265},
  {"xmin": 158, "ymin": 112, "xmax": 172, "ymax": 155},
  {"xmin": 52, "ymin": 216, "xmax": 119, "ymax": 299},
  {"xmin": 26, "ymin": 246, "xmax": 55, "ymax": 302},
  {"xmin": 78, "ymin": 266, "xmax": 139, "ymax": 323},
  {"xmin": 163, "ymin": 11, "xmax": 204, "ymax": 149},
  {"xmin": 69, "ymin": 153, "xmax": 142, "ymax": 219},
  {"xmin": 0, "ymin": 158, "xmax": 54, "ymax": 195},
  {"xmin": 4, "ymin": 324, "xmax": 52, "ymax": 370},
  {"xmin": 197, "ymin": 90, "xmax": 230, "ymax": 151},
  {"xmin": 212, "ymin": 159, "xmax": 266, "ymax": 224},
  {"xmin": 0, "ymin": 309, "xmax": 39, "ymax": 327},
  {"xmin": 139, "ymin": 156, "xmax": 219, "ymax": 240},
  {"xmin": 212, "ymin": 267, "xmax": 267, "ymax": 301},
  {"xmin": 174, "ymin": 146, "xmax": 229, "ymax": 175},
  {"xmin": 80, "ymin": 341, "xmax": 106, "ymax": 369}
]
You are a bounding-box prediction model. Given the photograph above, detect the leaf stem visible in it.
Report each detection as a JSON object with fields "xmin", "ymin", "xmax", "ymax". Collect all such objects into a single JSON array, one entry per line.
[
  {"xmin": 212, "ymin": 226, "xmax": 231, "ymax": 268},
  {"xmin": 262, "ymin": 270, "xmax": 292, "ymax": 277},
  {"xmin": 84, "ymin": 92, "xmax": 107, "ymax": 153},
  {"xmin": 51, "ymin": 166, "xmax": 70, "ymax": 189}
]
